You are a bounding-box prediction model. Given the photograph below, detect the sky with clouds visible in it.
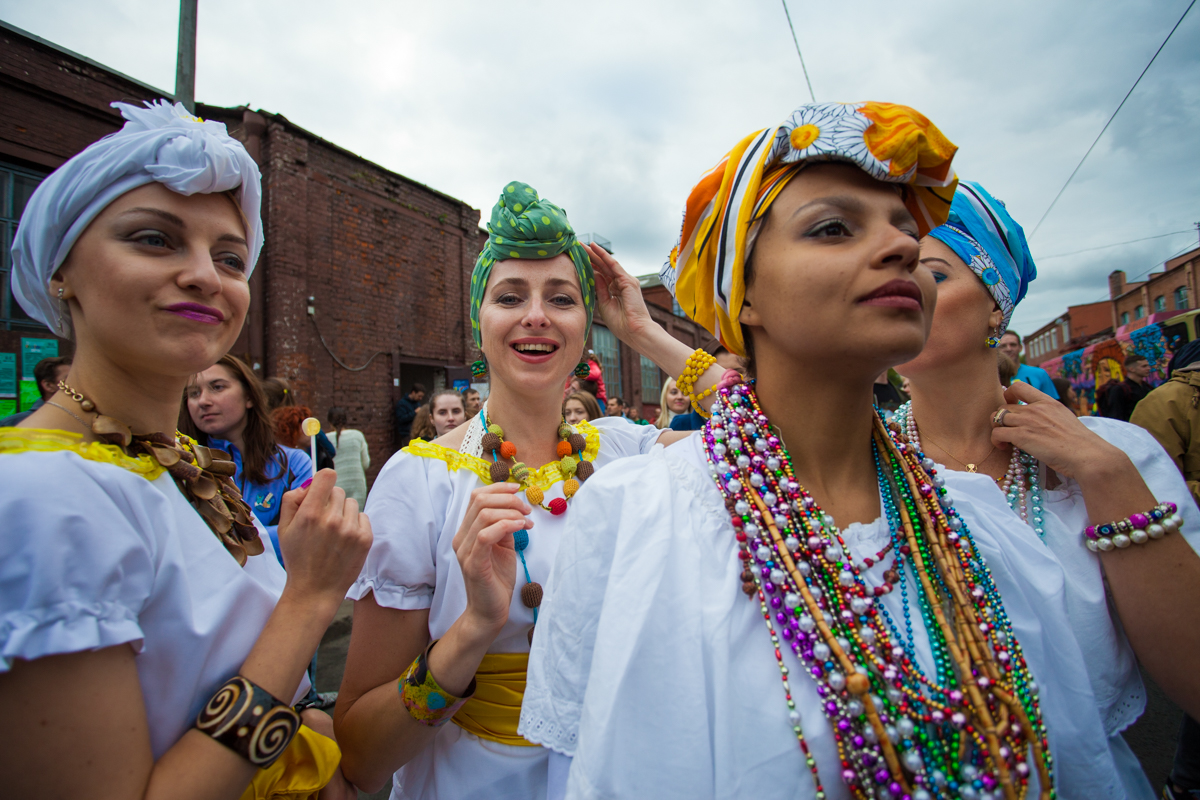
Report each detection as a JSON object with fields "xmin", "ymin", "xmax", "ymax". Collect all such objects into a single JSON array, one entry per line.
[{"xmin": 4, "ymin": 0, "xmax": 1198, "ymax": 336}]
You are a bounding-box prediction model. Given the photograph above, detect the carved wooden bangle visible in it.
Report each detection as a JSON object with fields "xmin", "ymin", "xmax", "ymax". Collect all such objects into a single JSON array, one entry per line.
[{"xmin": 194, "ymin": 676, "xmax": 301, "ymax": 767}]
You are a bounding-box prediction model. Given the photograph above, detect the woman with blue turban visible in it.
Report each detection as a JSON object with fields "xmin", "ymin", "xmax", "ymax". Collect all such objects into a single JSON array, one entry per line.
[
  {"xmin": 896, "ymin": 181, "xmax": 1200, "ymax": 799},
  {"xmin": 0, "ymin": 100, "xmax": 371, "ymax": 798}
]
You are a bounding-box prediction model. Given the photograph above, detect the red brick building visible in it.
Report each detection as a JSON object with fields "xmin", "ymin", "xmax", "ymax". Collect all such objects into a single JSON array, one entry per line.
[
  {"xmin": 1024, "ymin": 301, "xmax": 1113, "ymax": 366},
  {"xmin": 0, "ymin": 21, "xmax": 718, "ymax": 466},
  {"xmin": 1108, "ymin": 245, "xmax": 1199, "ymax": 333},
  {"xmin": 0, "ymin": 21, "xmax": 480, "ymax": 476}
]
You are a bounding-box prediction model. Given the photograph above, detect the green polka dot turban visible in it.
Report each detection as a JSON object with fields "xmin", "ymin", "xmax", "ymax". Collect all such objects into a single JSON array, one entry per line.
[{"xmin": 470, "ymin": 181, "xmax": 595, "ymax": 349}]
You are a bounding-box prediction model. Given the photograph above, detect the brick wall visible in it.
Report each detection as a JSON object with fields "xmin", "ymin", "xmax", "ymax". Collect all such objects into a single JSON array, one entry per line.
[
  {"xmin": 195, "ymin": 107, "xmax": 483, "ymax": 483},
  {"xmin": 0, "ymin": 22, "xmax": 163, "ymax": 401},
  {"xmin": 0, "ymin": 24, "xmax": 484, "ymax": 482}
]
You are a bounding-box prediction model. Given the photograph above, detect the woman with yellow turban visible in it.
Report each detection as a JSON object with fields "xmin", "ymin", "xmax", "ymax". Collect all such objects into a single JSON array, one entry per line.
[
  {"xmin": 333, "ymin": 181, "xmax": 729, "ymax": 798},
  {"xmin": 521, "ymin": 102, "xmax": 1131, "ymax": 799}
]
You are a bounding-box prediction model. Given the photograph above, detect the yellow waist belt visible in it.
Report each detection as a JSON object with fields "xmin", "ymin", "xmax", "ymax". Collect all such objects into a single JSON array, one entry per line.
[{"xmin": 452, "ymin": 652, "xmax": 536, "ymax": 747}]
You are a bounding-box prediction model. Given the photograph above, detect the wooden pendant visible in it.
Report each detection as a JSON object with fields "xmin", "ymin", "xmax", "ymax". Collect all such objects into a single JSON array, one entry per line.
[{"xmin": 521, "ymin": 581, "xmax": 543, "ymax": 609}]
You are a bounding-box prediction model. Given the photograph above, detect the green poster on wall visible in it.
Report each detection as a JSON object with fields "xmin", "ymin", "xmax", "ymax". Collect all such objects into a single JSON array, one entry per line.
[
  {"xmin": 0, "ymin": 352, "xmax": 15, "ymax": 398},
  {"xmin": 0, "ymin": 399, "xmax": 14, "ymax": 417},
  {"xmin": 19, "ymin": 380, "xmax": 39, "ymax": 409},
  {"xmin": 21, "ymin": 338, "xmax": 59, "ymax": 379},
  {"xmin": 20, "ymin": 338, "xmax": 59, "ymax": 410}
]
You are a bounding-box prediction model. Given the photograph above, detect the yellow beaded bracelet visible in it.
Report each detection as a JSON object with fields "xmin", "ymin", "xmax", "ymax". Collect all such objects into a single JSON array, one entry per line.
[{"xmin": 677, "ymin": 349, "xmax": 718, "ymax": 416}]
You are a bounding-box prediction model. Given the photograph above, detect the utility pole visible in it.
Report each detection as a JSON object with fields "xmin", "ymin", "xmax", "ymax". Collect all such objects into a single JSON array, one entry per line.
[{"xmin": 175, "ymin": 0, "xmax": 197, "ymax": 113}]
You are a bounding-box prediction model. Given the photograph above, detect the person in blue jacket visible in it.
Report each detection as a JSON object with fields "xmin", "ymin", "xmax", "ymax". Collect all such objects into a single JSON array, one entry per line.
[
  {"xmin": 997, "ymin": 330, "xmax": 1060, "ymax": 398},
  {"xmin": 185, "ymin": 353, "xmax": 313, "ymax": 564}
]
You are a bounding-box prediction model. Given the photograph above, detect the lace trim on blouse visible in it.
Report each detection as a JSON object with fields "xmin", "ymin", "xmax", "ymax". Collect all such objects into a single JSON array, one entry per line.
[{"xmin": 0, "ymin": 427, "xmax": 166, "ymax": 481}]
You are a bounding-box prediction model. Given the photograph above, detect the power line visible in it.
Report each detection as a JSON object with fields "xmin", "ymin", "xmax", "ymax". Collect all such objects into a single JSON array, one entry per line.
[
  {"xmin": 1038, "ymin": 229, "xmax": 1194, "ymax": 260},
  {"xmin": 1121, "ymin": 241, "xmax": 1198, "ymax": 285},
  {"xmin": 781, "ymin": 0, "xmax": 816, "ymax": 103},
  {"xmin": 1029, "ymin": 0, "xmax": 1196, "ymax": 239}
]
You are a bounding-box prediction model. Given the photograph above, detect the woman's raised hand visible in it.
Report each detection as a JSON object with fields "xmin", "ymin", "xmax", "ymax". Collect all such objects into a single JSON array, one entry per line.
[
  {"xmin": 990, "ymin": 381, "xmax": 1130, "ymax": 483},
  {"xmin": 278, "ymin": 469, "xmax": 373, "ymax": 603},
  {"xmin": 452, "ymin": 482, "xmax": 530, "ymax": 635},
  {"xmin": 587, "ymin": 242, "xmax": 656, "ymax": 345}
]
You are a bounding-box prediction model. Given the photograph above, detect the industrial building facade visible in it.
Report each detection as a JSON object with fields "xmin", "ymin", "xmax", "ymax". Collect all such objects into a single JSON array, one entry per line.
[{"xmin": 0, "ymin": 21, "xmax": 714, "ymax": 477}]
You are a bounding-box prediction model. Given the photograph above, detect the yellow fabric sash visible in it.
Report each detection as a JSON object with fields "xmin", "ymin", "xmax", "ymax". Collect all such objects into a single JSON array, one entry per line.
[
  {"xmin": 452, "ymin": 652, "xmax": 535, "ymax": 747},
  {"xmin": 240, "ymin": 725, "xmax": 342, "ymax": 800}
]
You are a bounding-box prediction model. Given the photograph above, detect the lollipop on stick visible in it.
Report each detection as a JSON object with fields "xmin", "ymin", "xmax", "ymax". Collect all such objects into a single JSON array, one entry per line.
[{"xmin": 302, "ymin": 417, "xmax": 322, "ymax": 470}]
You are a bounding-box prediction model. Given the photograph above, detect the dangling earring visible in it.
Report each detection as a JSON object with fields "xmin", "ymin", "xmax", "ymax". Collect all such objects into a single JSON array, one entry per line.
[
  {"xmin": 471, "ymin": 359, "xmax": 488, "ymax": 379},
  {"xmin": 57, "ymin": 287, "xmax": 64, "ymax": 299},
  {"xmin": 986, "ymin": 328, "xmax": 1001, "ymax": 348},
  {"xmin": 574, "ymin": 361, "xmax": 590, "ymax": 379}
]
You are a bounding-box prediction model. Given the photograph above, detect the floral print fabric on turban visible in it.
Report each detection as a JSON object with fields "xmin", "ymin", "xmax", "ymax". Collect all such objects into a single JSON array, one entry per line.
[
  {"xmin": 927, "ymin": 181, "xmax": 1037, "ymax": 335},
  {"xmin": 661, "ymin": 101, "xmax": 958, "ymax": 357},
  {"xmin": 469, "ymin": 181, "xmax": 594, "ymax": 350}
]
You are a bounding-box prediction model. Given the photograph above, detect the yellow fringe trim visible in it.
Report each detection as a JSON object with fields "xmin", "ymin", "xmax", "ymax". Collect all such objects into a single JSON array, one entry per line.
[
  {"xmin": 0, "ymin": 427, "xmax": 166, "ymax": 481},
  {"xmin": 404, "ymin": 419, "xmax": 601, "ymax": 491}
]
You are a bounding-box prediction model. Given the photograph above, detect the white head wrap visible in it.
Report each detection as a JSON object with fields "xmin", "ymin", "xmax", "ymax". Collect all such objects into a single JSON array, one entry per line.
[{"xmin": 10, "ymin": 100, "xmax": 263, "ymax": 336}]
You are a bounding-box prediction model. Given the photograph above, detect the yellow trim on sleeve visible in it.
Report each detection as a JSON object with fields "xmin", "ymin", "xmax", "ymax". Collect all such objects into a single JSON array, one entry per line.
[
  {"xmin": 0, "ymin": 427, "xmax": 166, "ymax": 481},
  {"xmin": 403, "ymin": 419, "xmax": 601, "ymax": 492}
]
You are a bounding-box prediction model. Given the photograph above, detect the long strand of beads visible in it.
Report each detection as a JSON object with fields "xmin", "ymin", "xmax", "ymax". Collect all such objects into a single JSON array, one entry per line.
[{"xmin": 707, "ymin": 385, "xmax": 1053, "ymax": 800}]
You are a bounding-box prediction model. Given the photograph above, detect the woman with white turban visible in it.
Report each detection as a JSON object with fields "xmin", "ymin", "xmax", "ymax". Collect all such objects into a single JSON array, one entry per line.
[{"xmin": 0, "ymin": 100, "xmax": 371, "ymax": 799}]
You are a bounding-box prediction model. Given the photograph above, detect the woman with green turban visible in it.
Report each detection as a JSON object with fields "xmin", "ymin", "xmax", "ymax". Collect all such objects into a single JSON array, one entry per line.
[{"xmin": 333, "ymin": 181, "xmax": 729, "ymax": 798}]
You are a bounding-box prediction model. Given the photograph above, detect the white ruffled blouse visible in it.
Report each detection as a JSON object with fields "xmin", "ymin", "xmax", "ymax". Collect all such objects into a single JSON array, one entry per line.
[
  {"xmin": 0, "ymin": 433, "xmax": 302, "ymax": 759},
  {"xmin": 520, "ymin": 434, "xmax": 1132, "ymax": 800},
  {"xmin": 349, "ymin": 414, "xmax": 662, "ymax": 800}
]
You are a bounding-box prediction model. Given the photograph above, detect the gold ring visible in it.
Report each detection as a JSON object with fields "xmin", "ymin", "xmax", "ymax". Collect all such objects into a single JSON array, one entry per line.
[{"xmin": 992, "ymin": 409, "xmax": 1009, "ymax": 427}]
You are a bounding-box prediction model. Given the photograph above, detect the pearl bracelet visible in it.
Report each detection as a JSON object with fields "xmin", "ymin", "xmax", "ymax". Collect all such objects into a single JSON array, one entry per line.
[{"xmin": 1085, "ymin": 501, "xmax": 1181, "ymax": 552}]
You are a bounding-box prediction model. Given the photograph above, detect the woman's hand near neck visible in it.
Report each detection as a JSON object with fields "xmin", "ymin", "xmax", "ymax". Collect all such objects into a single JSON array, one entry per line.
[
  {"xmin": 29, "ymin": 341, "xmax": 187, "ymax": 441},
  {"xmin": 753, "ymin": 349, "xmax": 882, "ymax": 528},
  {"xmin": 907, "ymin": 351, "xmax": 1009, "ymax": 480}
]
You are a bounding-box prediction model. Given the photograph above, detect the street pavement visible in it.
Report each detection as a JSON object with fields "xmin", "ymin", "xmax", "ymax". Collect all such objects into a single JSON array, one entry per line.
[{"xmin": 316, "ymin": 602, "xmax": 1185, "ymax": 799}]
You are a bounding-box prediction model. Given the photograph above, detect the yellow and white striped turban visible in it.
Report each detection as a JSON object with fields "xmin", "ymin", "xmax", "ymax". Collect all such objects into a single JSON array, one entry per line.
[{"xmin": 662, "ymin": 101, "xmax": 958, "ymax": 356}]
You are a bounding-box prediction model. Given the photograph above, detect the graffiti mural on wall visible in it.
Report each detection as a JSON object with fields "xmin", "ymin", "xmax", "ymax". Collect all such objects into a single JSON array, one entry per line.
[{"xmin": 1038, "ymin": 322, "xmax": 1181, "ymax": 416}]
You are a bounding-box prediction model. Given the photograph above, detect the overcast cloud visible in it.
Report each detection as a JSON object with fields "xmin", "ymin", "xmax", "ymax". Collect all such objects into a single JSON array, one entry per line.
[{"xmin": 4, "ymin": 0, "xmax": 1198, "ymax": 335}]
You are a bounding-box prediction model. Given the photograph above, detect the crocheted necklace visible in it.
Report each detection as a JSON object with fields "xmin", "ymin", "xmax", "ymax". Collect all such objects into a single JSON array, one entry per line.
[
  {"xmin": 706, "ymin": 383, "xmax": 1052, "ymax": 800},
  {"xmin": 895, "ymin": 402, "xmax": 1045, "ymax": 539},
  {"xmin": 480, "ymin": 411, "xmax": 594, "ymax": 640},
  {"xmin": 55, "ymin": 380, "xmax": 264, "ymax": 565}
]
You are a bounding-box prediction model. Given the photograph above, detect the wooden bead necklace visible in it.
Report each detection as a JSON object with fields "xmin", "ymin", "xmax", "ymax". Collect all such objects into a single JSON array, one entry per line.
[{"xmin": 481, "ymin": 414, "xmax": 594, "ymax": 641}]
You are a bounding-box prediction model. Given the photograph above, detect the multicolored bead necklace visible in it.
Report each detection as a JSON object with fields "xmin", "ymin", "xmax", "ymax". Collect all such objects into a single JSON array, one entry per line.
[
  {"xmin": 707, "ymin": 384, "xmax": 1053, "ymax": 800},
  {"xmin": 896, "ymin": 402, "xmax": 1045, "ymax": 539},
  {"xmin": 480, "ymin": 414, "xmax": 594, "ymax": 640}
]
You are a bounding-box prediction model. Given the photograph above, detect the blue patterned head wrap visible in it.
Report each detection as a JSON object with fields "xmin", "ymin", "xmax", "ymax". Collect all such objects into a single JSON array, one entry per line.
[{"xmin": 927, "ymin": 181, "xmax": 1035, "ymax": 334}]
